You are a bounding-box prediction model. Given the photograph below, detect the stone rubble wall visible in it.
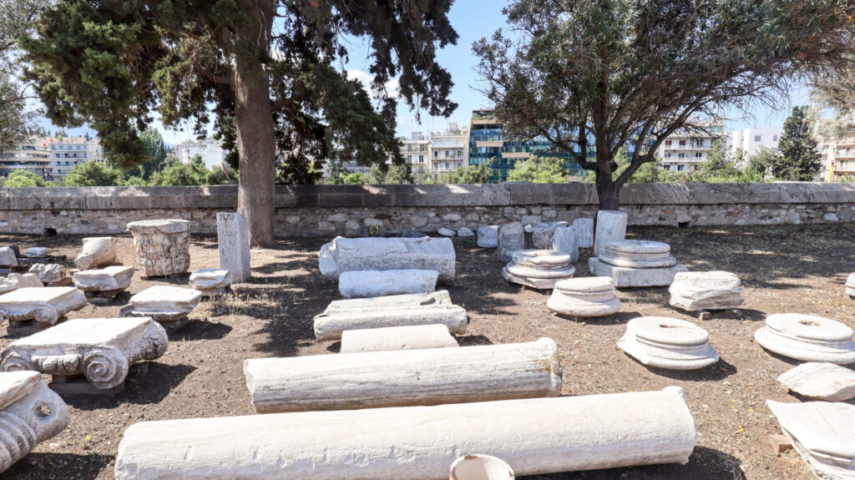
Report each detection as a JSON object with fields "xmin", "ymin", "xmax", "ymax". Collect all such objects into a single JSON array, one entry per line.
[{"xmin": 0, "ymin": 183, "xmax": 852, "ymax": 237}]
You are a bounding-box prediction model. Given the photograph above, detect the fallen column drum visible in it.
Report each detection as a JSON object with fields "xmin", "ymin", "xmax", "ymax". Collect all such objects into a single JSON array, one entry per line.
[
  {"xmin": 244, "ymin": 338, "xmax": 562, "ymax": 414},
  {"xmin": 114, "ymin": 387, "xmax": 696, "ymax": 480}
]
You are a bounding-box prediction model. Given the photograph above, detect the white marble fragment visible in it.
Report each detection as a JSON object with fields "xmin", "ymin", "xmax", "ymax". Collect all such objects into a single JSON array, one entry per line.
[
  {"xmin": 777, "ymin": 362, "xmax": 855, "ymax": 401},
  {"xmin": 319, "ymin": 237, "xmax": 455, "ymax": 282},
  {"xmin": 767, "ymin": 400, "xmax": 855, "ymax": 480},
  {"xmin": 313, "ymin": 290, "xmax": 467, "ymax": 340},
  {"xmin": 438, "ymin": 227, "xmax": 456, "ymax": 237},
  {"xmin": 126, "ymin": 219, "xmax": 191, "ymax": 277},
  {"xmin": 669, "ymin": 271, "xmax": 744, "ymax": 311},
  {"xmin": 114, "ymin": 387, "xmax": 697, "ymax": 480},
  {"xmin": 502, "ymin": 250, "xmax": 575, "ymax": 289},
  {"xmin": 24, "ymin": 247, "xmax": 50, "ymax": 259},
  {"xmin": 244, "ymin": 338, "xmax": 562, "ymax": 413},
  {"xmin": 118, "ymin": 286, "xmax": 202, "ymax": 322},
  {"xmin": 0, "ymin": 318, "xmax": 167, "ymax": 390},
  {"xmin": 547, "ymin": 277, "xmax": 621, "ymax": 317},
  {"xmin": 572, "ymin": 218, "xmax": 594, "ymax": 248},
  {"xmin": 550, "ymin": 225, "xmax": 578, "ymax": 262},
  {"xmin": 497, "ymin": 222, "xmax": 524, "ymax": 262},
  {"xmin": 450, "ymin": 454, "xmax": 514, "ymax": 480},
  {"xmin": 532, "ymin": 223, "xmax": 554, "ymax": 249},
  {"xmin": 755, "ymin": 314, "xmax": 855, "ymax": 364},
  {"xmin": 457, "ymin": 227, "xmax": 475, "ymax": 237},
  {"xmin": 73, "ymin": 266, "xmax": 134, "ymax": 292},
  {"xmin": 28, "ymin": 264, "xmax": 67, "ymax": 285},
  {"xmin": 0, "ymin": 371, "xmax": 69, "ymax": 473},
  {"xmin": 340, "ymin": 324, "xmax": 458, "ymax": 353},
  {"xmin": 600, "ymin": 240, "xmax": 676, "ymax": 268},
  {"xmin": 0, "ymin": 273, "xmax": 43, "ymax": 294},
  {"xmin": 217, "ymin": 212, "xmax": 251, "ymax": 282},
  {"xmin": 0, "ymin": 287, "xmax": 86, "ymax": 327},
  {"xmin": 594, "ymin": 210, "xmax": 627, "ymax": 256},
  {"xmin": 338, "ymin": 269, "xmax": 439, "ymax": 299},
  {"xmin": 477, "ymin": 225, "xmax": 499, "ymax": 248},
  {"xmin": 74, "ymin": 237, "xmax": 116, "ymax": 270},
  {"xmin": 189, "ymin": 268, "xmax": 231, "ymax": 296},
  {"xmin": 0, "ymin": 247, "xmax": 18, "ymax": 267},
  {"xmin": 618, "ymin": 317, "xmax": 719, "ymax": 370},
  {"xmin": 847, "ymin": 273, "xmax": 855, "ymax": 298}
]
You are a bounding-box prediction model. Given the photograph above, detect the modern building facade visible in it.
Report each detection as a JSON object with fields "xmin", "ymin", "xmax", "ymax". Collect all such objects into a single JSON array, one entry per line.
[
  {"xmin": 47, "ymin": 136, "xmax": 95, "ymax": 180},
  {"xmin": 657, "ymin": 121, "xmax": 728, "ymax": 173},
  {"xmin": 429, "ymin": 123, "xmax": 468, "ymax": 175},
  {"xmin": 401, "ymin": 132, "xmax": 430, "ymax": 175},
  {"xmin": 174, "ymin": 139, "xmax": 227, "ymax": 169},
  {"xmin": 730, "ymin": 128, "xmax": 782, "ymax": 159},
  {"xmin": 0, "ymin": 136, "xmax": 52, "ymax": 178},
  {"xmin": 818, "ymin": 136, "xmax": 855, "ymax": 182}
]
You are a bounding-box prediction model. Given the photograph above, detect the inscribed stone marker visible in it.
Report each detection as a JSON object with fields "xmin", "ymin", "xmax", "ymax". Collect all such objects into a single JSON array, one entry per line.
[{"xmin": 217, "ymin": 212, "xmax": 251, "ymax": 282}]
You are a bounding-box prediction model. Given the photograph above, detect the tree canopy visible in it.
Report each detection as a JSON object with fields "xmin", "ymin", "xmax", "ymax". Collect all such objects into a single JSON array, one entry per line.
[
  {"xmin": 63, "ymin": 161, "xmax": 123, "ymax": 186},
  {"xmin": 474, "ymin": 0, "xmax": 855, "ymax": 210},
  {"xmin": 770, "ymin": 106, "xmax": 823, "ymax": 181},
  {"xmin": 507, "ymin": 156, "xmax": 568, "ymax": 183}
]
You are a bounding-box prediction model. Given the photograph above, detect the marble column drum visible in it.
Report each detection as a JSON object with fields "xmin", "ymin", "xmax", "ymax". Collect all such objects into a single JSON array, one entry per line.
[
  {"xmin": 126, "ymin": 219, "xmax": 191, "ymax": 277},
  {"xmin": 618, "ymin": 317, "xmax": 719, "ymax": 370},
  {"xmin": 589, "ymin": 240, "xmax": 687, "ymax": 288},
  {"xmin": 754, "ymin": 314, "xmax": 855, "ymax": 364},
  {"xmin": 547, "ymin": 277, "xmax": 621, "ymax": 317},
  {"xmin": 502, "ymin": 250, "xmax": 575, "ymax": 289}
]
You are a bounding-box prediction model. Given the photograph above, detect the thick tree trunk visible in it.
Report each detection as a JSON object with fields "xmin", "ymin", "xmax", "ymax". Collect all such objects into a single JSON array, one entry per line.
[
  {"xmin": 594, "ymin": 150, "xmax": 621, "ymax": 211},
  {"xmin": 234, "ymin": 1, "xmax": 276, "ymax": 247}
]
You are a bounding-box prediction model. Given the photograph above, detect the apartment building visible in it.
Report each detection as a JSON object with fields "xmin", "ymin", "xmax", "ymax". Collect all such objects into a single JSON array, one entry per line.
[
  {"xmin": 818, "ymin": 136, "xmax": 855, "ymax": 182},
  {"xmin": 401, "ymin": 132, "xmax": 430, "ymax": 175},
  {"xmin": 47, "ymin": 136, "xmax": 96, "ymax": 180},
  {"xmin": 729, "ymin": 128, "xmax": 782, "ymax": 159},
  {"xmin": 0, "ymin": 136, "xmax": 52, "ymax": 177},
  {"xmin": 174, "ymin": 139, "xmax": 227, "ymax": 169},
  {"xmin": 429, "ymin": 123, "xmax": 469, "ymax": 175},
  {"xmin": 657, "ymin": 121, "xmax": 727, "ymax": 172}
]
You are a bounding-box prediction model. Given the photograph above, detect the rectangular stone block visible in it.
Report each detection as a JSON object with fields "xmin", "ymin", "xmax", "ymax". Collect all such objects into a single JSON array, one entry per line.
[
  {"xmin": 589, "ymin": 257, "xmax": 687, "ymax": 288},
  {"xmin": 217, "ymin": 212, "xmax": 251, "ymax": 282}
]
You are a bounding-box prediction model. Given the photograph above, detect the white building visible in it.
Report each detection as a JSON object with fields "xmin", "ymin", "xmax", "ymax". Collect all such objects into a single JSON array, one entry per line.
[
  {"xmin": 174, "ymin": 139, "xmax": 227, "ymax": 169},
  {"xmin": 0, "ymin": 136, "xmax": 52, "ymax": 178},
  {"xmin": 730, "ymin": 128, "xmax": 782, "ymax": 158},
  {"xmin": 401, "ymin": 132, "xmax": 430, "ymax": 175},
  {"xmin": 429, "ymin": 123, "xmax": 469, "ymax": 175},
  {"xmin": 657, "ymin": 120, "xmax": 728, "ymax": 172},
  {"xmin": 47, "ymin": 136, "xmax": 99, "ymax": 180}
]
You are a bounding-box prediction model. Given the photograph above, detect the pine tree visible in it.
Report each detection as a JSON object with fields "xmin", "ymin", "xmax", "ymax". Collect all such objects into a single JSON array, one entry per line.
[{"xmin": 771, "ymin": 107, "xmax": 822, "ymax": 181}]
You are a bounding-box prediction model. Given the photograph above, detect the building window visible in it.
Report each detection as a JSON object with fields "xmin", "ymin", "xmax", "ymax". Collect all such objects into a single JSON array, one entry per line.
[
  {"xmin": 773, "ymin": 135, "xmax": 778, "ymax": 141},
  {"xmin": 665, "ymin": 140, "xmax": 671, "ymax": 146},
  {"xmin": 677, "ymin": 153, "xmax": 686, "ymax": 158},
  {"xmin": 445, "ymin": 162, "xmax": 449, "ymax": 169},
  {"xmin": 679, "ymin": 140, "xmax": 686, "ymax": 146},
  {"xmin": 419, "ymin": 155, "xmax": 424, "ymax": 163},
  {"xmin": 694, "ymin": 152, "xmax": 703, "ymax": 158},
  {"xmin": 754, "ymin": 135, "xmax": 761, "ymax": 142},
  {"xmin": 677, "ymin": 165, "xmax": 684, "ymax": 171},
  {"xmin": 407, "ymin": 155, "xmax": 412, "ymax": 163}
]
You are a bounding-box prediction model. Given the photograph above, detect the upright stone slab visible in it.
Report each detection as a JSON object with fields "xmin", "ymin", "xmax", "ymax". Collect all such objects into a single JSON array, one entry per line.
[
  {"xmin": 338, "ymin": 269, "xmax": 439, "ymax": 299},
  {"xmin": 0, "ymin": 246, "xmax": 18, "ymax": 268},
  {"xmin": 532, "ymin": 222, "xmax": 568, "ymax": 250},
  {"xmin": 74, "ymin": 237, "xmax": 116, "ymax": 271},
  {"xmin": 594, "ymin": 210, "xmax": 627, "ymax": 256},
  {"xmin": 340, "ymin": 324, "xmax": 458, "ymax": 353},
  {"xmin": 767, "ymin": 400, "xmax": 855, "ymax": 479},
  {"xmin": 313, "ymin": 290, "xmax": 468, "ymax": 340},
  {"xmin": 572, "ymin": 218, "xmax": 594, "ymax": 248},
  {"xmin": 217, "ymin": 212, "xmax": 251, "ymax": 282},
  {"xmin": 319, "ymin": 237, "xmax": 455, "ymax": 282},
  {"xmin": 551, "ymin": 225, "xmax": 578, "ymax": 262},
  {"xmin": 126, "ymin": 219, "xmax": 190, "ymax": 277},
  {"xmin": 114, "ymin": 387, "xmax": 696, "ymax": 480},
  {"xmin": 0, "ymin": 317, "xmax": 168, "ymax": 392},
  {"xmin": 0, "ymin": 371, "xmax": 69, "ymax": 473},
  {"xmin": 497, "ymin": 222, "xmax": 524, "ymax": 263},
  {"xmin": 754, "ymin": 314, "xmax": 855, "ymax": 364},
  {"xmin": 777, "ymin": 362, "xmax": 855, "ymax": 401},
  {"xmin": 477, "ymin": 225, "xmax": 499, "ymax": 248}
]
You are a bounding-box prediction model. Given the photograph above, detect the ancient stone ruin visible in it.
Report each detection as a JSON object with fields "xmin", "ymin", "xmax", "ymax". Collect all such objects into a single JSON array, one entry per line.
[
  {"xmin": 589, "ymin": 240, "xmax": 687, "ymax": 287},
  {"xmin": 118, "ymin": 285, "xmax": 202, "ymax": 333},
  {"xmin": 754, "ymin": 313, "xmax": 855, "ymax": 364},
  {"xmin": 618, "ymin": 317, "xmax": 719, "ymax": 370},
  {"xmin": 126, "ymin": 219, "xmax": 191, "ymax": 277},
  {"xmin": 502, "ymin": 250, "xmax": 575, "ymax": 289},
  {"xmin": 319, "ymin": 236, "xmax": 455, "ymax": 282},
  {"xmin": 547, "ymin": 277, "xmax": 621, "ymax": 317}
]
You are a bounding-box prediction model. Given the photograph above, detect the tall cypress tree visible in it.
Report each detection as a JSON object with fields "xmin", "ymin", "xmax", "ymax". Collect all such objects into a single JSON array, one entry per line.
[{"xmin": 772, "ymin": 107, "xmax": 822, "ymax": 181}]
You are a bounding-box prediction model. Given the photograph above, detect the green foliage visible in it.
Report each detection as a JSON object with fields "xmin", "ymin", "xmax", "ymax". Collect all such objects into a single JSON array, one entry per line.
[
  {"xmin": 207, "ymin": 165, "xmax": 238, "ymax": 185},
  {"xmin": 507, "ymin": 156, "xmax": 567, "ymax": 183},
  {"xmin": 123, "ymin": 176, "xmax": 147, "ymax": 187},
  {"xmin": 149, "ymin": 156, "xmax": 208, "ymax": 186},
  {"xmin": 771, "ymin": 107, "xmax": 823, "ymax": 181},
  {"xmin": 429, "ymin": 163, "xmax": 494, "ymax": 184},
  {"xmin": 62, "ymin": 161, "xmax": 123, "ymax": 186},
  {"xmin": 343, "ymin": 172, "xmax": 366, "ymax": 185},
  {"xmin": 367, "ymin": 164, "xmax": 414, "ymax": 185},
  {"xmin": 5, "ymin": 169, "xmax": 45, "ymax": 187},
  {"xmin": 125, "ymin": 128, "xmax": 169, "ymax": 181}
]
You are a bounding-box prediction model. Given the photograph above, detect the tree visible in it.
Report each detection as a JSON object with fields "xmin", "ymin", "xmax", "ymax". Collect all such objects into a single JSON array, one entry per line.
[
  {"xmin": 149, "ymin": 155, "xmax": 211, "ymax": 186},
  {"xmin": 343, "ymin": 172, "xmax": 366, "ymax": 185},
  {"xmin": 367, "ymin": 164, "xmax": 413, "ymax": 185},
  {"xmin": 439, "ymin": 162, "xmax": 494, "ymax": 184},
  {"xmin": 746, "ymin": 146, "xmax": 777, "ymax": 178},
  {"xmin": 125, "ymin": 128, "xmax": 169, "ymax": 181},
  {"xmin": 770, "ymin": 106, "xmax": 823, "ymax": 181},
  {"xmin": 507, "ymin": 156, "xmax": 567, "ymax": 183},
  {"xmin": 474, "ymin": 0, "xmax": 855, "ymax": 212},
  {"xmin": 5, "ymin": 169, "xmax": 46, "ymax": 187},
  {"xmin": 63, "ymin": 161, "xmax": 123, "ymax": 186},
  {"xmin": 22, "ymin": 1, "xmax": 458, "ymax": 247}
]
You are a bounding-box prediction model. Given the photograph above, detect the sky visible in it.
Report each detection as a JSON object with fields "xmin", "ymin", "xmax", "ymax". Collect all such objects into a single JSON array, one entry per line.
[{"xmin": 37, "ymin": 0, "xmax": 811, "ymax": 145}]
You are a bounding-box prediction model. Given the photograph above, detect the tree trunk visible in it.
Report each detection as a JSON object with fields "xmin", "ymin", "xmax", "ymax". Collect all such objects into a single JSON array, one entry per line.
[
  {"xmin": 234, "ymin": 0, "xmax": 276, "ymax": 247},
  {"xmin": 594, "ymin": 149, "xmax": 621, "ymax": 211}
]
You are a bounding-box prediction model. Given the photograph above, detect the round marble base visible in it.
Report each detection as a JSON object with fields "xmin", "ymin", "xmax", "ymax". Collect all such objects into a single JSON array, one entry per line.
[
  {"xmin": 618, "ymin": 317, "xmax": 719, "ymax": 370},
  {"xmin": 755, "ymin": 314, "xmax": 855, "ymax": 364},
  {"xmin": 547, "ymin": 277, "xmax": 621, "ymax": 317},
  {"xmin": 600, "ymin": 240, "xmax": 677, "ymax": 269},
  {"xmin": 502, "ymin": 250, "xmax": 575, "ymax": 289}
]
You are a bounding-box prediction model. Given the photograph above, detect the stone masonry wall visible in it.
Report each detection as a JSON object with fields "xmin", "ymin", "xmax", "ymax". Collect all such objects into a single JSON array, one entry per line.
[{"xmin": 0, "ymin": 183, "xmax": 853, "ymax": 237}]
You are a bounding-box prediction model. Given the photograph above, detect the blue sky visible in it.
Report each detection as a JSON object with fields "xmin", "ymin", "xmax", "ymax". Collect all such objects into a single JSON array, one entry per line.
[{"xmin": 38, "ymin": 0, "xmax": 809, "ymax": 144}]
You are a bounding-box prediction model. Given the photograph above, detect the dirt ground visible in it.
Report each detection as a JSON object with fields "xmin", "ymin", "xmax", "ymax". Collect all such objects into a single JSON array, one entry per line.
[{"xmin": 2, "ymin": 223, "xmax": 854, "ymax": 480}]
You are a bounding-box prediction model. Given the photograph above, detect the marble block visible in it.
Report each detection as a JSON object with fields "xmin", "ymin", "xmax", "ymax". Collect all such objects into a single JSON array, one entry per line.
[
  {"xmin": 126, "ymin": 219, "xmax": 191, "ymax": 277},
  {"xmin": 754, "ymin": 314, "xmax": 855, "ymax": 364},
  {"xmin": 600, "ymin": 240, "xmax": 676, "ymax": 268},
  {"xmin": 0, "ymin": 273, "xmax": 43, "ymax": 295},
  {"xmin": 497, "ymin": 222, "xmax": 525, "ymax": 262},
  {"xmin": 532, "ymin": 222, "xmax": 567, "ymax": 250},
  {"xmin": 313, "ymin": 290, "xmax": 467, "ymax": 341},
  {"xmin": 217, "ymin": 212, "xmax": 251, "ymax": 282},
  {"xmin": 0, "ymin": 247, "xmax": 18, "ymax": 268},
  {"xmin": 551, "ymin": 226, "xmax": 579, "ymax": 262},
  {"xmin": 340, "ymin": 324, "xmax": 458, "ymax": 353},
  {"xmin": 339, "ymin": 269, "xmax": 439, "ymax": 299},
  {"xmin": 457, "ymin": 227, "xmax": 475, "ymax": 237},
  {"xmin": 767, "ymin": 400, "xmax": 855, "ymax": 480},
  {"xmin": 503, "ymin": 250, "xmax": 575, "ymax": 289},
  {"xmin": 847, "ymin": 273, "xmax": 855, "ymax": 298},
  {"xmin": 28, "ymin": 264, "xmax": 68, "ymax": 285},
  {"xmin": 777, "ymin": 362, "xmax": 855, "ymax": 401},
  {"xmin": 118, "ymin": 286, "xmax": 202, "ymax": 332},
  {"xmin": 319, "ymin": 237, "xmax": 455, "ymax": 282},
  {"xmin": 477, "ymin": 225, "xmax": 499, "ymax": 248},
  {"xmin": 74, "ymin": 266, "xmax": 134, "ymax": 303},
  {"xmin": 0, "ymin": 317, "xmax": 167, "ymax": 390},
  {"xmin": 572, "ymin": 218, "xmax": 594, "ymax": 248},
  {"xmin": 189, "ymin": 268, "xmax": 232, "ymax": 297},
  {"xmin": 438, "ymin": 227, "xmax": 456, "ymax": 237},
  {"xmin": 0, "ymin": 287, "xmax": 86, "ymax": 329},
  {"xmin": 588, "ymin": 257, "xmax": 688, "ymax": 288},
  {"xmin": 114, "ymin": 388, "xmax": 696, "ymax": 480},
  {"xmin": 618, "ymin": 317, "xmax": 719, "ymax": 370},
  {"xmin": 74, "ymin": 237, "xmax": 117, "ymax": 271},
  {"xmin": 547, "ymin": 277, "xmax": 621, "ymax": 317},
  {"xmin": 24, "ymin": 247, "xmax": 50, "ymax": 259},
  {"xmin": 0, "ymin": 371, "xmax": 69, "ymax": 473},
  {"xmin": 594, "ymin": 210, "xmax": 627, "ymax": 256},
  {"xmin": 669, "ymin": 271, "xmax": 744, "ymax": 311}
]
